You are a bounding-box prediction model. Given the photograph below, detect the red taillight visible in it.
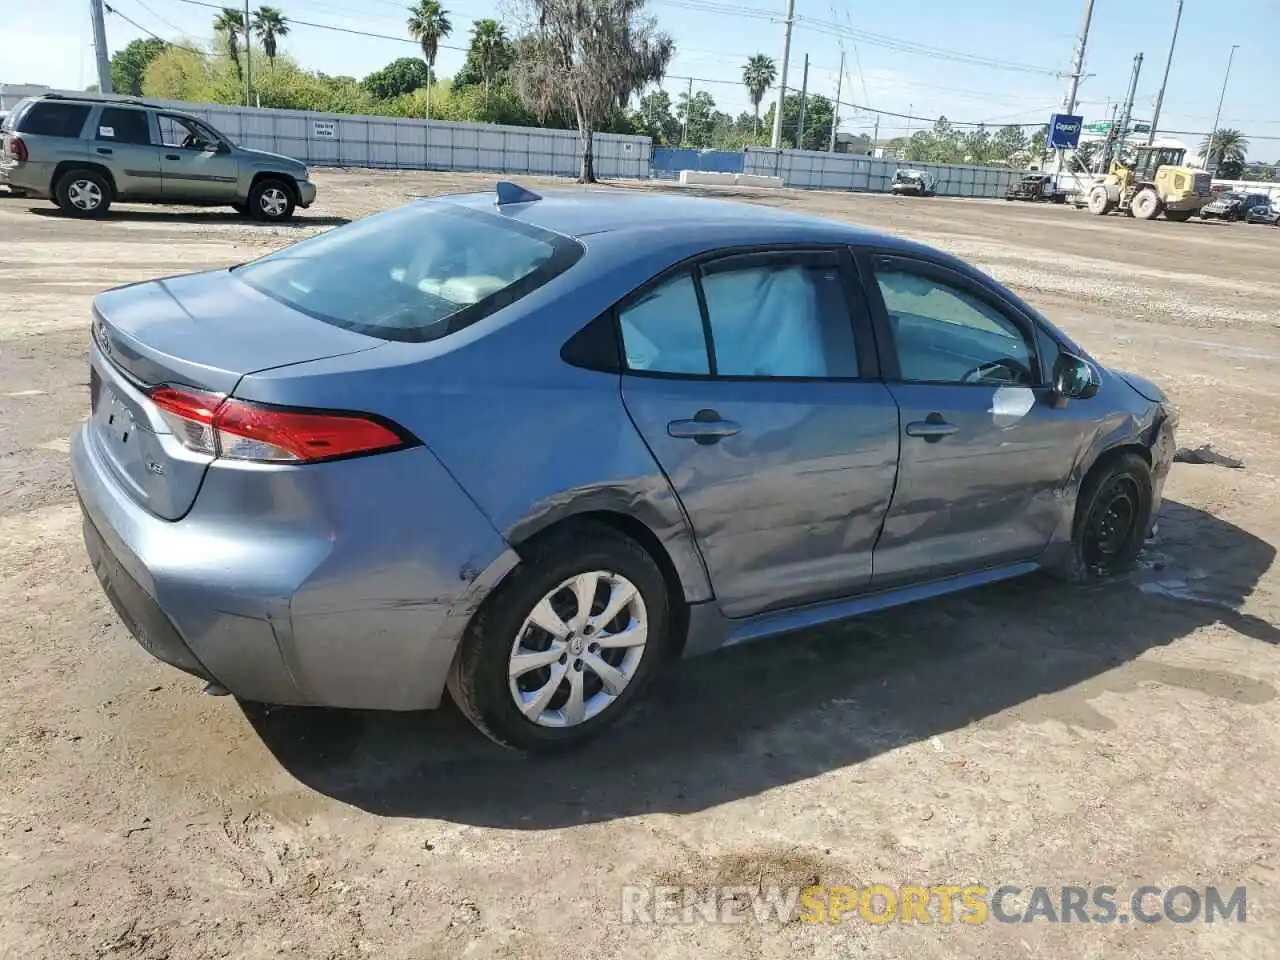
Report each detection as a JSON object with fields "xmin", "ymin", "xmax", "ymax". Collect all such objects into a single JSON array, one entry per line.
[
  {"xmin": 149, "ymin": 385, "xmax": 413, "ymax": 463},
  {"xmin": 8, "ymin": 136, "xmax": 28, "ymax": 162}
]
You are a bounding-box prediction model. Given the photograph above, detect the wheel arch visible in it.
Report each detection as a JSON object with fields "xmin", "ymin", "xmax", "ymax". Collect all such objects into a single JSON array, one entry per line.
[
  {"xmin": 508, "ymin": 509, "xmax": 701, "ymax": 658},
  {"xmin": 249, "ymin": 170, "xmax": 299, "ymax": 201},
  {"xmin": 51, "ymin": 161, "xmax": 116, "ymax": 198}
]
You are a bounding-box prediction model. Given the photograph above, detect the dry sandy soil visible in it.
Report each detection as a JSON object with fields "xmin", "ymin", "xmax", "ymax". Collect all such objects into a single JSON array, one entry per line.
[{"xmin": 2, "ymin": 171, "xmax": 1279, "ymax": 959}]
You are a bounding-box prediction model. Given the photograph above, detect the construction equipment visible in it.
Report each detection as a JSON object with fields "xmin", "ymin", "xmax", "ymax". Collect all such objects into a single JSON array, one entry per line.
[{"xmin": 1085, "ymin": 145, "xmax": 1213, "ymax": 221}]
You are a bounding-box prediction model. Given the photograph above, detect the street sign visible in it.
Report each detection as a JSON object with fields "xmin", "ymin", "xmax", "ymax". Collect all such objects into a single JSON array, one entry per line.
[
  {"xmin": 312, "ymin": 119, "xmax": 336, "ymax": 139},
  {"xmin": 1048, "ymin": 113, "xmax": 1084, "ymax": 149},
  {"xmin": 1082, "ymin": 119, "xmax": 1151, "ymax": 136}
]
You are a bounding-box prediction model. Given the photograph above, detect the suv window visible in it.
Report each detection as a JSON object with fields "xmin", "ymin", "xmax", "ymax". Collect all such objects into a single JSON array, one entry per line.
[
  {"xmin": 15, "ymin": 101, "xmax": 91, "ymax": 138},
  {"xmin": 875, "ymin": 264, "xmax": 1035, "ymax": 386},
  {"xmin": 96, "ymin": 107, "xmax": 152, "ymax": 146},
  {"xmin": 233, "ymin": 201, "xmax": 582, "ymax": 343},
  {"xmin": 159, "ymin": 115, "xmax": 221, "ymax": 150}
]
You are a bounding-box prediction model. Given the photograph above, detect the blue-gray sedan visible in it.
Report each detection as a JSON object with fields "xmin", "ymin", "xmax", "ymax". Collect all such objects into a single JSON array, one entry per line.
[{"xmin": 71, "ymin": 183, "xmax": 1178, "ymax": 751}]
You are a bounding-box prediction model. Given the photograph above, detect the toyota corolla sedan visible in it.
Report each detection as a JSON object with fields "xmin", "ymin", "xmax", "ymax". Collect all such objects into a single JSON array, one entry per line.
[{"xmin": 71, "ymin": 183, "xmax": 1177, "ymax": 752}]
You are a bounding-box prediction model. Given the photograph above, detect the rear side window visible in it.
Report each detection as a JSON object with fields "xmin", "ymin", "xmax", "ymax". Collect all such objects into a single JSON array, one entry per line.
[
  {"xmin": 97, "ymin": 107, "xmax": 152, "ymax": 145},
  {"xmin": 233, "ymin": 201, "xmax": 582, "ymax": 343},
  {"xmin": 15, "ymin": 102, "xmax": 91, "ymax": 138}
]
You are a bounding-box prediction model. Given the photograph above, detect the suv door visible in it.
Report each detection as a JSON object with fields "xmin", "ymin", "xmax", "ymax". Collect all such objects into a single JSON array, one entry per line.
[
  {"xmin": 619, "ymin": 248, "xmax": 900, "ymax": 619},
  {"xmin": 92, "ymin": 106, "xmax": 163, "ymax": 200},
  {"xmin": 864, "ymin": 253, "xmax": 1095, "ymax": 586},
  {"xmin": 157, "ymin": 114, "xmax": 239, "ymax": 201}
]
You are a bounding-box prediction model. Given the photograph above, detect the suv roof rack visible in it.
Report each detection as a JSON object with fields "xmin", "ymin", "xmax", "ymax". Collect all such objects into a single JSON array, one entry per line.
[{"xmin": 41, "ymin": 91, "xmax": 163, "ymax": 109}]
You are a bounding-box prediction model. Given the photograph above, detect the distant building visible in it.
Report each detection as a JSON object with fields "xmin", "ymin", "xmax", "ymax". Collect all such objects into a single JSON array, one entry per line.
[{"xmin": 0, "ymin": 83, "xmax": 53, "ymax": 111}]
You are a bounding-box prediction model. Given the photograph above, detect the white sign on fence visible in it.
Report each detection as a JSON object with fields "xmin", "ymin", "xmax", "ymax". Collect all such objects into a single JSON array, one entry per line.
[{"xmin": 312, "ymin": 119, "xmax": 336, "ymax": 139}]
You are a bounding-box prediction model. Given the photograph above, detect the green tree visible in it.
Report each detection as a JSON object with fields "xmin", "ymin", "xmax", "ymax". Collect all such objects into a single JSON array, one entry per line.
[
  {"xmin": 1200, "ymin": 128, "xmax": 1249, "ymax": 170},
  {"xmin": 962, "ymin": 124, "xmax": 992, "ymax": 164},
  {"xmin": 1028, "ymin": 124, "xmax": 1049, "ymax": 165},
  {"xmin": 676, "ymin": 89, "xmax": 716, "ymax": 146},
  {"xmin": 362, "ymin": 57, "xmax": 431, "ymax": 99},
  {"xmin": 110, "ymin": 38, "xmax": 167, "ymax": 96},
  {"xmin": 407, "ymin": 0, "xmax": 453, "ymax": 118},
  {"xmin": 633, "ymin": 88, "xmax": 678, "ymax": 143},
  {"xmin": 991, "ymin": 124, "xmax": 1028, "ymax": 163},
  {"xmin": 761, "ymin": 92, "xmax": 835, "ymax": 150},
  {"xmin": 741, "ymin": 53, "xmax": 776, "ymax": 137},
  {"xmin": 469, "ymin": 19, "xmax": 510, "ymax": 100},
  {"xmin": 514, "ymin": 0, "xmax": 674, "ymax": 182},
  {"xmin": 252, "ymin": 6, "xmax": 289, "ymax": 68},
  {"xmin": 213, "ymin": 8, "xmax": 245, "ymax": 79}
]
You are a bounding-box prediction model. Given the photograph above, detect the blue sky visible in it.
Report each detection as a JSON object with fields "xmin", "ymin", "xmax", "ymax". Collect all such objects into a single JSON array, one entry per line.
[{"xmin": 6, "ymin": 0, "xmax": 1278, "ymax": 156}]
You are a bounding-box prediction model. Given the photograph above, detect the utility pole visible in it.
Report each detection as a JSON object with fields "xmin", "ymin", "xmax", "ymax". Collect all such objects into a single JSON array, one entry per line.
[
  {"xmin": 89, "ymin": 0, "xmax": 114, "ymax": 94},
  {"xmin": 1206, "ymin": 44, "xmax": 1239, "ymax": 170},
  {"xmin": 829, "ymin": 49, "xmax": 844, "ymax": 152},
  {"xmin": 796, "ymin": 55, "xmax": 810, "ymax": 149},
  {"xmin": 1146, "ymin": 0, "xmax": 1183, "ymax": 146},
  {"xmin": 243, "ymin": 0, "xmax": 252, "ymax": 107},
  {"xmin": 905, "ymin": 103, "xmax": 912, "ymax": 137},
  {"xmin": 1109, "ymin": 52, "xmax": 1144, "ymax": 169},
  {"xmin": 1063, "ymin": 0, "xmax": 1096, "ymax": 116},
  {"xmin": 872, "ymin": 114, "xmax": 880, "ymax": 157},
  {"xmin": 681, "ymin": 75, "xmax": 693, "ymax": 144},
  {"xmin": 769, "ymin": 0, "xmax": 796, "ymax": 149},
  {"xmin": 1056, "ymin": 0, "xmax": 1095, "ymax": 176}
]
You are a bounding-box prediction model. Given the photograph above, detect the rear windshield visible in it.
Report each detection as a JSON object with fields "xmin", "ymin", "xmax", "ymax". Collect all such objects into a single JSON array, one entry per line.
[
  {"xmin": 15, "ymin": 101, "xmax": 91, "ymax": 138},
  {"xmin": 234, "ymin": 201, "xmax": 582, "ymax": 342}
]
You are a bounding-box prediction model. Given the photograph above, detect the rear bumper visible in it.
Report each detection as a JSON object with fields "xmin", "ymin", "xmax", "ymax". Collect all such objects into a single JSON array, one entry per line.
[
  {"xmin": 0, "ymin": 159, "xmax": 49, "ymax": 197},
  {"xmin": 71, "ymin": 422, "xmax": 519, "ymax": 710}
]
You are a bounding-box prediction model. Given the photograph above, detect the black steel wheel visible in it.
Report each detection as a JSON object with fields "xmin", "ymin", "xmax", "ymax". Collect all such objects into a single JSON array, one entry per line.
[{"xmin": 1050, "ymin": 451, "xmax": 1153, "ymax": 583}]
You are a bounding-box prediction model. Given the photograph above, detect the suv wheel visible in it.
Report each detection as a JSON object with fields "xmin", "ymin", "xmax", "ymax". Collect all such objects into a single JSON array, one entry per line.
[
  {"xmin": 248, "ymin": 179, "xmax": 296, "ymax": 222},
  {"xmin": 55, "ymin": 169, "xmax": 112, "ymax": 218}
]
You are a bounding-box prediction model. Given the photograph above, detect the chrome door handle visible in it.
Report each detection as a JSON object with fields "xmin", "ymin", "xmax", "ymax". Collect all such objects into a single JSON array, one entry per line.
[
  {"xmin": 905, "ymin": 419, "xmax": 958, "ymax": 440},
  {"xmin": 165, "ymin": 154, "xmax": 181, "ymax": 160},
  {"xmin": 668, "ymin": 410, "xmax": 742, "ymax": 445}
]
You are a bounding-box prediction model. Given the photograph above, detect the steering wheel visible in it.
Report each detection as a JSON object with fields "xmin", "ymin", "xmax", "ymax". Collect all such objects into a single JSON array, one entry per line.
[
  {"xmin": 960, "ymin": 357, "xmax": 1031, "ymax": 385},
  {"xmin": 181, "ymin": 133, "xmax": 200, "ymax": 149}
]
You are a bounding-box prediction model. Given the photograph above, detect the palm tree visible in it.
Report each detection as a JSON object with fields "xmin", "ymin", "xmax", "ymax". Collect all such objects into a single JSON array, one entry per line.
[
  {"xmin": 742, "ymin": 53, "xmax": 776, "ymax": 137},
  {"xmin": 213, "ymin": 8, "xmax": 246, "ymax": 79},
  {"xmin": 1200, "ymin": 128, "xmax": 1249, "ymax": 168},
  {"xmin": 407, "ymin": 0, "xmax": 452, "ymax": 118},
  {"xmin": 252, "ymin": 6, "xmax": 289, "ymax": 68},
  {"xmin": 470, "ymin": 19, "xmax": 507, "ymax": 102}
]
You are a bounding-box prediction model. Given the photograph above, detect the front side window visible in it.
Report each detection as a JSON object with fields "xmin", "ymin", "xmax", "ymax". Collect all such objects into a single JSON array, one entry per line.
[
  {"xmin": 96, "ymin": 107, "xmax": 152, "ymax": 146},
  {"xmin": 234, "ymin": 201, "xmax": 581, "ymax": 342},
  {"xmin": 159, "ymin": 115, "xmax": 222, "ymax": 150},
  {"xmin": 875, "ymin": 265, "xmax": 1035, "ymax": 386},
  {"xmin": 15, "ymin": 101, "xmax": 91, "ymax": 139}
]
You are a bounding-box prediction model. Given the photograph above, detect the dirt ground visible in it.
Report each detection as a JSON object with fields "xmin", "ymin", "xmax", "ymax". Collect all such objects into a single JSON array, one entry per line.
[{"xmin": 2, "ymin": 170, "xmax": 1279, "ymax": 959}]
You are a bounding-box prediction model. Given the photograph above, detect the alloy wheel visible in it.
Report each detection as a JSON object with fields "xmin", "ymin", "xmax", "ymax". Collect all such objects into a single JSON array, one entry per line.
[
  {"xmin": 259, "ymin": 187, "xmax": 289, "ymax": 218},
  {"xmin": 69, "ymin": 179, "xmax": 102, "ymax": 211},
  {"xmin": 507, "ymin": 570, "xmax": 648, "ymax": 728}
]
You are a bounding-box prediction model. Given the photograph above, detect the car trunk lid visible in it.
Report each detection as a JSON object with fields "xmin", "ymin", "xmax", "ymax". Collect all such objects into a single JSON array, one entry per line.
[{"xmin": 89, "ymin": 270, "xmax": 382, "ymax": 519}]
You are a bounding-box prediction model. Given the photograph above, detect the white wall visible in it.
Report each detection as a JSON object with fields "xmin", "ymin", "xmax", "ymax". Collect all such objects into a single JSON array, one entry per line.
[
  {"xmin": 148, "ymin": 99, "xmax": 653, "ymax": 180},
  {"xmin": 744, "ymin": 147, "xmax": 1033, "ymax": 198},
  {"xmin": 1211, "ymin": 178, "xmax": 1280, "ymax": 203}
]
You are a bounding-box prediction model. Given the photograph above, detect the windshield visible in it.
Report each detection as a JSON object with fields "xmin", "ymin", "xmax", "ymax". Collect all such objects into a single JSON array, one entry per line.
[{"xmin": 234, "ymin": 201, "xmax": 582, "ymax": 342}]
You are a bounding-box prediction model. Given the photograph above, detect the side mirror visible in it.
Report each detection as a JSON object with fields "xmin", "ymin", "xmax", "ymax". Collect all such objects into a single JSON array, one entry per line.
[
  {"xmin": 1053, "ymin": 353, "xmax": 1100, "ymax": 401},
  {"xmin": 215, "ymin": 140, "xmax": 231, "ymax": 154}
]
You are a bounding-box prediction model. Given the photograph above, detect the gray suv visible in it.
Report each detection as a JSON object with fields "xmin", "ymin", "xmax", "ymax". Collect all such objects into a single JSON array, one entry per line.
[{"xmin": 0, "ymin": 93, "xmax": 316, "ymax": 220}]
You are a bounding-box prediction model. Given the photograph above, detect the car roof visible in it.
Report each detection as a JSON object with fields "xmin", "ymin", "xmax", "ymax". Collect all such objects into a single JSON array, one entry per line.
[{"xmin": 434, "ymin": 188, "xmax": 926, "ymax": 253}]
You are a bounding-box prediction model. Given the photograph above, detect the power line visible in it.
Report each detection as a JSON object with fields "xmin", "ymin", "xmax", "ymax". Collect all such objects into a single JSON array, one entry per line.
[{"xmin": 104, "ymin": 1, "xmax": 228, "ymax": 58}]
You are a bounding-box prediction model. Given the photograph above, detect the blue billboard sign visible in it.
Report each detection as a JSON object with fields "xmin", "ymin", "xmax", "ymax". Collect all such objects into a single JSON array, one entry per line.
[{"xmin": 1048, "ymin": 114, "xmax": 1084, "ymax": 149}]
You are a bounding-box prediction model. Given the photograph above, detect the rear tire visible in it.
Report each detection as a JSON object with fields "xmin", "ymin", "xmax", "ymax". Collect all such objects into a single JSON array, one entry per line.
[
  {"xmin": 248, "ymin": 178, "xmax": 296, "ymax": 222},
  {"xmin": 54, "ymin": 169, "xmax": 112, "ymax": 218},
  {"xmin": 1131, "ymin": 189, "xmax": 1161, "ymax": 220},
  {"xmin": 447, "ymin": 522, "xmax": 672, "ymax": 753},
  {"xmin": 1050, "ymin": 452, "xmax": 1153, "ymax": 584}
]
